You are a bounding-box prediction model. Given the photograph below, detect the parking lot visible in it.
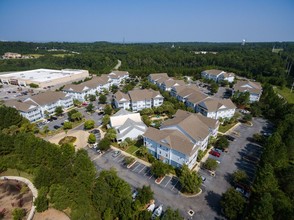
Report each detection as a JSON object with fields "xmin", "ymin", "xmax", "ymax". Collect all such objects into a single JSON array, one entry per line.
[
  {"xmin": 88, "ymin": 148, "xmax": 183, "ymax": 194},
  {"xmin": 85, "ymin": 117, "xmax": 268, "ymax": 219}
]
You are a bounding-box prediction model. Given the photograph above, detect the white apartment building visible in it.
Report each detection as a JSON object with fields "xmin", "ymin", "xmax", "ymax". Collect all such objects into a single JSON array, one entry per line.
[
  {"xmin": 233, "ymin": 80, "xmax": 263, "ymax": 102},
  {"xmin": 108, "ymin": 71, "xmax": 129, "ymax": 86},
  {"xmin": 201, "ymin": 69, "xmax": 235, "ymax": 83},
  {"xmin": 143, "ymin": 110, "xmax": 219, "ymax": 169},
  {"xmin": 113, "ymin": 89, "xmax": 164, "ymax": 112}
]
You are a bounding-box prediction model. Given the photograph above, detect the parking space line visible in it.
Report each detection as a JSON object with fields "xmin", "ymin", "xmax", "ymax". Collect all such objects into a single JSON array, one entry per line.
[
  {"xmin": 134, "ymin": 164, "xmax": 144, "ymax": 172},
  {"xmin": 113, "ymin": 155, "xmax": 124, "ymax": 161},
  {"xmin": 144, "ymin": 168, "xmax": 150, "ymax": 176},
  {"xmin": 149, "ymin": 174, "xmax": 154, "ymax": 179},
  {"xmin": 138, "ymin": 166, "xmax": 146, "ymax": 173},
  {"xmin": 171, "ymin": 180, "xmax": 179, "ymax": 190},
  {"xmin": 164, "ymin": 177, "xmax": 172, "ymax": 187},
  {"xmin": 132, "ymin": 163, "xmax": 141, "ymax": 171},
  {"xmin": 117, "ymin": 156, "xmax": 126, "ymax": 163}
]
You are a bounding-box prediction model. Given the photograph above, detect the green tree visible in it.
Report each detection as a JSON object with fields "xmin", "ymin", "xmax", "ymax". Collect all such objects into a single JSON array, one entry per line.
[
  {"xmin": 105, "ymin": 128, "xmax": 116, "ymax": 141},
  {"xmin": 49, "ymin": 184, "xmax": 72, "ymax": 211},
  {"xmin": 88, "ymin": 133, "xmax": 96, "ymax": 144},
  {"xmin": 86, "ymin": 103, "xmax": 95, "ymax": 112},
  {"xmin": 161, "ymin": 207, "xmax": 184, "ymax": 220},
  {"xmin": 84, "ymin": 120, "xmax": 95, "ymax": 130},
  {"xmin": 178, "ymin": 164, "xmax": 201, "ymax": 194},
  {"xmin": 216, "ymin": 136, "xmax": 229, "ymax": 150},
  {"xmin": 54, "ymin": 106, "xmax": 63, "ymax": 116},
  {"xmin": 220, "ymin": 188, "xmax": 246, "ymax": 220},
  {"xmin": 203, "ymin": 158, "xmax": 218, "ymax": 171},
  {"xmin": 243, "ymin": 114, "xmax": 252, "ymax": 122},
  {"xmin": 102, "ymin": 114, "xmax": 110, "ymax": 126},
  {"xmin": 136, "ymin": 185, "xmax": 154, "ymax": 205},
  {"xmin": 142, "ymin": 115, "xmax": 151, "ymax": 126},
  {"xmin": 150, "ymin": 160, "xmax": 170, "ymax": 178},
  {"xmin": 29, "ymin": 83, "xmax": 39, "ymax": 88},
  {"xmin": 232, "ymin": 170, "xmax": 248, "ymax": 184},
  {"xmin": 104, "ymin": 104, "xmax": 112, "ymax": 115},
  {"xmin": 99, "ymin": 94, "xmax": 107, "ymax": 104},
  {"xmin": 12, "ymin": 208, "xmax": 26, "ymax": 220},
  {"xmin": 250, "ymin": 193, "xmax": 274, "ymax": 220},
  {"xmin": 98, "ymin": 138, "xmax": 111, "ymax": 151},
  {"xmin": 88, "ymin": 94, "xmax": 96, "ymax": 102},
  {"xmin": 232, "ymin": 91, "xmax": 250, "ymax": 107},
  {"xmin": 110, "ymin": 85, "xmax": 119, "ymax": 94},
  {"xmin": 63, "ymin": 121, "xmax": 72, "ymax": 130},
  {"xmin": 34, "ymin": 187, "xmax": 49, "ymax": 212},
  {"xmin": 71, "ymin": 111, "xmax": 83, "ymax": 121}
]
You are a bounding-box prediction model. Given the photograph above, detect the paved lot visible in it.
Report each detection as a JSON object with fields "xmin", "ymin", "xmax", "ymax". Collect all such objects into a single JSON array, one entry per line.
[{"xmin": 86, "ymin": 117, "xmax": 267, "ymax": 219}]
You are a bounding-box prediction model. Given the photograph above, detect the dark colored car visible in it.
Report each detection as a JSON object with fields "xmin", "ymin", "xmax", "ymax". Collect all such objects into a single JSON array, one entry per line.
[
  {"xmin": 209, "ymin": 150, "xmax": 220, "ymax": 157},
  {"xmin": 51, "ymin": 116, "xmax": 58, "ymax": 120},
  {"xmin": 53, "ymin": 125, "xmax": 61, "ymax": 129},
  {"xmin": 225, "ymin": 135, "xmax": 235, "ymax": 141}
]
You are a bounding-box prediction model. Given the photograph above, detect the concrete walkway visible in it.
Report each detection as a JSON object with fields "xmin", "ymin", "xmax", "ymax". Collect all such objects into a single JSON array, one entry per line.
[
  {"xmin": 0, "ymin": 176, "xmax": 38, "ymax": 220},
  {"xmin": 218, "ymin": 122, "xmax": 241, "ymax": 135}
]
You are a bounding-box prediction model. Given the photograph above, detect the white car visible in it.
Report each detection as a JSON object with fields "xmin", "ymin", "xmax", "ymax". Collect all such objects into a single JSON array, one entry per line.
[
  {"xmin": 147, "ymin": 203, "xmax": 155, "ymax": 212},
  {"xmin": 152, "ymin": 205, "xmax": 163, "ymax": 219}
]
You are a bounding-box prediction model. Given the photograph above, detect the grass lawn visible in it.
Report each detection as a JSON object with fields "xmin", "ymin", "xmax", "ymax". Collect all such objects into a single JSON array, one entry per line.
[
  {"xmin": 0, "ymin": 168, "xmax": 34, "ymax": 182},
  {"xmin": 25, "ymin": 53, "xmax": 43, "ymax": 58},
  {"xmin": 52, "ymin": 54, "xmax": 73, "ymax": 57},
  {"xmin": 274, "ymin": 87, "xmax": 294, "ymax": 104},
  {"xmin": 219, "ymin": 122, "xmax": 237, "ymax": 133},
  {"xmin": 58, "ymin": 136, "xmax": 77, "ymax": 145},
  {"xmin": 126, "ymin": 145, "xmax": 139, "ymax": 155}
]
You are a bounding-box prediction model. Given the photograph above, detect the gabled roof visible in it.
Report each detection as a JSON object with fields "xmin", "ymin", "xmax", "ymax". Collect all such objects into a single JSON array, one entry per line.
[
  {"xmin": 5, "ymin": 100, "xmax": 38, "ymax": 112},
  {"xmin": 113, "ymin": 91, "xmax": 130, "ymax": 102},
  {"xmin": 26, "ymin": 91, "xmax": 69, "ymax": 106},
  {"xmin": 144, "ymin": 127, "xmax": 196, "ymax": 156},
  {"xmin": 109, "ymin": 71, "xmax": 129, "ymax": 79},
  {"xmin": 128, "ymin": 89, "xmax": 162, "ymax": 101},
  {"xmin": 199, "ymin": 98, "xmax": 236, "ymax": 112},
  {"xmin": 163, "ymin": 79, "xmax": 185, "ymax": 88},
  {"xmin": 177, "ymin": 85, "xmax": 202, "ymax": 98},
  {"xmin": 110, "ymin": 109, "xmax": 142, "ymax": 127},
  {"xmin": 202, "ymin": 69, "xmax": 225, "ymax": 76},
  {"xmin": 185, "ymin": 91, "xmax": 208, "ymax": 105},
  {"xmin": 234, "ymin": 80, "xmax": 262, "ymax": 94},
  {"xmin": 161, "ymin": 109, "xmax": 218, "ymax": 141},
  {"xmin": 172, "ymin": 84, "xmax": 200, "ymax": 95},
  {"xmin": 149, "ymin": 73, "xmax": 169, "ymax": 81}
]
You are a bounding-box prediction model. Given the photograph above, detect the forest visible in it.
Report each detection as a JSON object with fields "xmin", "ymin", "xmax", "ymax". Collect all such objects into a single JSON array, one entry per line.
[{"xmin": 0, "ymin": 41, "xmax": 293, "ymax": 88}]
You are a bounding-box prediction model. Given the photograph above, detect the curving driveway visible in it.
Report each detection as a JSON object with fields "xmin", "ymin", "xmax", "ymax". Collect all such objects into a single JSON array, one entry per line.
[{"xmin": 0, "ymin": 176, "xmax": 38, "ymax": 220}]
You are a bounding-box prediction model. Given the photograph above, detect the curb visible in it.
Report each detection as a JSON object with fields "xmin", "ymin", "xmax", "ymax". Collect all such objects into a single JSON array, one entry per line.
[{"xmin": 179, "ymin": 188, "xmax": 202, "ymax": 198}]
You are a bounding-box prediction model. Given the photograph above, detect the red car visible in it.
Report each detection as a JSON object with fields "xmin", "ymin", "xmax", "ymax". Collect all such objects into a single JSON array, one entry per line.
[{"xmin": 209, "ymin": 150, "xmax": 220, "ymax": 157}]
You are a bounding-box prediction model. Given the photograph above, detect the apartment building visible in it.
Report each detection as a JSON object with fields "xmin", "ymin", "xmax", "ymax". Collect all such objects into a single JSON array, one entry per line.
[
  {"xmin": 201, "ymin": 69, "xmax": 235, "ymax": 83},
  {"xmin": 196, "ymin": 98, "xmax": 236, "ymax": 120},
  {"xmin": 110, "ymin": 109, "xmax": 147, "ymax": 142},
  {"xmin": 143, "ymin": 110, "xmax": 219, "ymax": 169},
  {"xmin": 148, "ymin": 73, "xmax": 169, "ymax": 85},
  {"xmin": 233, "ymin": 80, "xmax": 262, "ymax": 102},
  {"xmin": 108, "ymin": 71, "xmax": 129, "ymax": 86},
  {"xmin": 5, "ymin": 100, "xmax": 42, "ymax": 122},
  {"xmin": 113, "ymin": 89, "xmax": 164, "ymax": 112}
]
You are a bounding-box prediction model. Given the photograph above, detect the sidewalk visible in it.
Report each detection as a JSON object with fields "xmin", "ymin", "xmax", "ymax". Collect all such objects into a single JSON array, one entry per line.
[
  {"xmin": 218, "ymin": 122, "xmax": 241, "ymax": 135},
  {"xmin": 0, "ymin": 176, "xmax": 38, "ymax": 220}
]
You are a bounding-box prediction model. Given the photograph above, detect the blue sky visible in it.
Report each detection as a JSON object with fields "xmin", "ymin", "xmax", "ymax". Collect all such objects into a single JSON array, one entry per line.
[{"xmin": 0, "ymin": 0, "xmax": 293, "ymax": 42}]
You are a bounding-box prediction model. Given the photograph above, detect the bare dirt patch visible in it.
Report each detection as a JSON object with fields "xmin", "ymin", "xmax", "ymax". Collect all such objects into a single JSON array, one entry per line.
[
  {"xmin": 0, "ymin": 180, "xmax": 33, "ymax": 220},
  {"xmin": 33, "ymin": 208, "xmax": 70, "ymax": 220}
]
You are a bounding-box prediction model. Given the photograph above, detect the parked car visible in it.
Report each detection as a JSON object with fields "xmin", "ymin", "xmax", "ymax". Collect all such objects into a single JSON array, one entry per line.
[
  {"xmin": 112, "ymin": 150, "xmax": 121, "ymax": 158},
  {"xmin": 152, "ymin": 205, "xmax": 163, "ymax": 219},
  {"xmin": 214, "ymin": 148, "xmax": 222, "ymax": 154},
  {"xmin": 96, "ymin": 149, "xmax": 102, "ymax": 154},
  {"xmin": 132, "ymin": 190, "xmax": 138, "ymax": 201},
  {"xmin": 51, "ymin": 116, "xmax": 58, "ymax": 120},
  {"xmin": 201, "ymin": 176, "xmax": 206, "ymax": 182},
  {"xmin": 225, "ymin": 135, "xmax": 235, "ymax": 141},
  {"xmin": 53, "ymin": 125, "xmax": 61, "ymax": 129},
  {"xmin": 209, "ymin": 150, "xmax": 220, "ymax": 157}
]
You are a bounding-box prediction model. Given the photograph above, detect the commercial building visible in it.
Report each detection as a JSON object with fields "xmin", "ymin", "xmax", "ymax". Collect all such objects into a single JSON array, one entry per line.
[
  {"xmin": 113, "ymin": 89, "xmax": 164, "ymax": 112},
  {"xmin": 110, "ymin": 109, "xmax": 147, "ymax": 143},
  {"xmin": 143, "ymin": 110, "xmax": 219, "ymax": 169},
  {"xmin": 0, "ymin": 68, "xmax": 89, "ymax": 88},
  {"xmin": 233, "ymin": 80, "xmax": 262, "ymax": 102}
]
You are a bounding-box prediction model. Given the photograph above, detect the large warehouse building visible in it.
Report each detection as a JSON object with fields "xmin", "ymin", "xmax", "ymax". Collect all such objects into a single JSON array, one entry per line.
[{"xmin": 0, "ymin": 68, "xmax": 89, "ymax": 88}]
